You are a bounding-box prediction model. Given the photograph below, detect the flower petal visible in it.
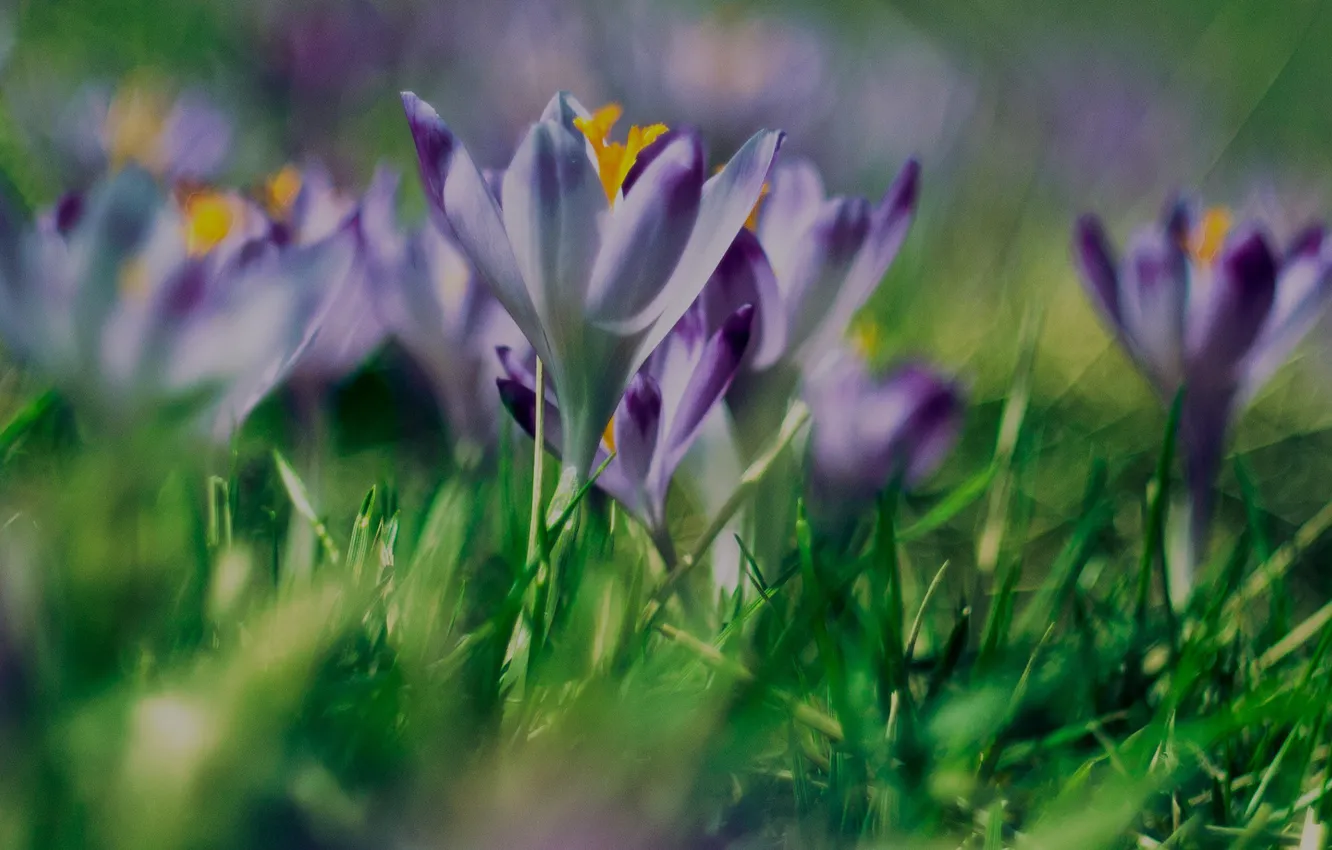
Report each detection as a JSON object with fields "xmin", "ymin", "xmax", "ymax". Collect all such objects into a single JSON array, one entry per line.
[
  {"xmin": 699, "ymin": 229, "xmax": 786, "ymax": 370},
  {"xmin": 798, "ymin": 159, "xmax": 919, "ymax": 364},
  {"xmin": 614, "ymin": 373, "xmax": 663, "ymax": 488},
  {"xmin": 757, "ymin": 157, "xmax": 826, "ymax": 271},
  {"xmin": 401, "ymin": 92, "xmax": 550, "ymax": 364},
  {"xmin": 502, "ymin": 119, "xmax": 605, "ymax": 335},
  {"xmin": 160, "ymin": 92, "xmax": 232, "ymax": 180},
  {"xmin": 1117, "ymin": 225, "xmax": 1189, "ymax": 390},
  {"xmin": 1073, "ymin": 214, "xmax": 1122, "ymax": 326},
  {"xmin": 585, "ymin": 132, "xmax": 704, "ymax": 321},
  {"xmin": 1241, "ymin": 225, "xmax": 1332, "ymax": 398},
  {"xmin": 777, "ymin": 196, "xmax": 872, "ymax": 356},
  {"xmin": 660, "ymin": 304, "xmax": 753, "ymax": 475},
  {"xmin": 1186, "ymin": 227, "xmax": 1277, "ymax": 381},
  {"xmin": 620, "ymin": 128, "xmax": 784, "ymax": 371}
]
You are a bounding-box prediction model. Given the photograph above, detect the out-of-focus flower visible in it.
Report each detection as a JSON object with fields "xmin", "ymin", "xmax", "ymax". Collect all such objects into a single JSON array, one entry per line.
[
  {"xmin": 498, "ymin": 302, "xmax": 754, "ymax": 562},
  {"xmin": 402, "ymin": 90, "xmax": 782, "ymax": 489},
  {"xmin": 380, "ymin": 211, "xmax": 524, "ymax": 447},
  {"xmin": 703, "ymin": 156, "xmax": 920, "ymax": 454},
  {"xmin": 1074, "ymin": 198, "xmax": 1332, "ymax": 559},
  {"xmin": 0, "ymin": 167, "xmax": 347, "ymax": 439},
  {"xmin": 57, "ymin": 82, "xmax": 233, "ymax": 186},
  {"xmin": 260, "ymin": 0, "xmax": 400, "ymax": 101},
  {"xmin": 613, "ymin": 8, "xmax": 826, "ymax": 153},
  {"xmin": 804, "ymin": 352, "xmax": 964, "ymax": 537},
  {"xmin": 262, "ymin": 162, "xmax": 390, "ymax": 386}
]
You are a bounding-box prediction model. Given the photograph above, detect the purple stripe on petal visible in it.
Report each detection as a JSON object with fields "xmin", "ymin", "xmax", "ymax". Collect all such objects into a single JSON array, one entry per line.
[
  {"xmin": 586, "ymin": 133, "xmax": 704, "ymax": 321},
  {"xmin": 401, "ymin": 92, "xmax": 455, "ymax": 210},
  {"xmin": 497, "ymin": 377, "xmax": 564, "ymax": 457},
  {"xmin": 501, "ymin": 120, "xmax": 604, "ymax": 327},
  {"xmin": 613, "ymin": 373, "xmax": 662, "ymax": 486},
  {"xmin": 781, "ymin": 196, "xmax": 872, "ymax": 353},
  {"xmin": 621, "ymin": 127, "xmax": 694, "ymax": 197},
  {"xmin": 1187, "ymin": 228, "xmax": 1277, "ymax": 379},
  {"xmin": 700, "ymin": 229, "xmax": 786, "ymax": 370},
  {"xmin": 661, "ymin": 304, "xmax": 753, "ymax": 476},
  {"xmin": 1073, "ymin": 214, "xmax": 1122, "ymax": 326},
  {"xmin": 55, "ymin": 192, "xmax": 85, "ymax": 236},
  {"xmin": 401, "ymin": 92, "xmax": 551, "ymax": 365},
  {"xmin": 621, "ymin": 129, "xmax": 784, "ymax": 370}
]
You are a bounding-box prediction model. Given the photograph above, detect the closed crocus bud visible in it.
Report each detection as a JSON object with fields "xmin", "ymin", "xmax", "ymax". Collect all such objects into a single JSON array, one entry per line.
[
  {"xmin": 1073, "ymin": 198, "xmax": 1332, "ymax": 563},
  {"xmin": 403, "ymin": 90, "xmax": 782, "ymax": 498},
  {"xmin": 804, "ymin": 352, "xmax": 963, "ymax": 538}
]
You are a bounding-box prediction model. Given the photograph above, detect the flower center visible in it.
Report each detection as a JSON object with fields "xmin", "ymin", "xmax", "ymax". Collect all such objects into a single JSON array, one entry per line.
[
  {"xmin": 603, "ymin": 416, "xmax": 617, "ymax": 453},
  {"xmin": 573, "ymin": 103, "xmax": 668, "ymax": 205},
  {"xmin": 105, "ymin": 85, "xmax": 169, "ymax": 173},
  {"xmin": 1187, "ymin": 207, "xmax": 1231, "ymax": 265},
  {"xmin": 182, "ymin": 190, "xmax": 236, "ymax": 257},
  {"xmin": 263, "ymin": 165, "xmax": 303, "ymax": 219}
]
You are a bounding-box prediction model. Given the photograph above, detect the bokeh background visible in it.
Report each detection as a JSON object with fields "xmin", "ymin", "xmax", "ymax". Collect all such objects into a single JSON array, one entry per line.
[{"xmin": 3, "ymin": 0, "xmax": 1332, "ymax": 568}]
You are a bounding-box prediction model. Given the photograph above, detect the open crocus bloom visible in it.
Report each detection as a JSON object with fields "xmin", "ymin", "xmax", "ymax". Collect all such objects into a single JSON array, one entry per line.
[
  {"xmin": 497, "ymin": 301, "xmax": 754, "ymax": 563},
  {"xmin": 403, "ymin": 90, "xmax": 782, "ymax": 484},
  {"xmin": 699, "ymin": 156, "xmax": 920, "ymax": 454},
  {"xmin": 1074, "ymin": 198, "xmax": 1332, "ymax": 558},
  {"xmin": 0, "ymin": 166, "xmax": 347, "ymax": 440},
  {"xmin": 804, "ymin": 351, "xmax": 964, "ymax": 538}
]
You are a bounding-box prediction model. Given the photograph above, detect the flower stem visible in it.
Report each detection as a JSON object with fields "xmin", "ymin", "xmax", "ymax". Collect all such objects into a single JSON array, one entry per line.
[
  {"xmin": 642, "ymin": 401, "xmax": 810, "ymax": 622},
  {"xmin": 525, "ymin": 357, "xmax": 546, "ymax": 568}
]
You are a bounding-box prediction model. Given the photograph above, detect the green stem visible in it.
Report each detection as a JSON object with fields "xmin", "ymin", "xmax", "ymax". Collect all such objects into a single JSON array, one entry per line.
[{"xmin": 525, "ymin": 357, "xmax": 546, "ymax": 568}]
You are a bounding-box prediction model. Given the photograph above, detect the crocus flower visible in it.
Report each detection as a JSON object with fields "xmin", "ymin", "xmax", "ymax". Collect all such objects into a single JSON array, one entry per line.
[
  {"xmin": 262, "ymin": 162, "xmax": 390, "ymax": 386},
  {"xmin": 804, "ymin": 351, "xmax": 964, "ymax": 538},
  {"xmin": 497, "ymin": 301, "xmax": 755, "ymax": 563},
  {"xmin": 402, "ymin": 90, "xmax": 782, "ymax": 493},
  {"xmin": 701, "ymin": 155, "xmax": 920, "ymax": 456},
  {"xmin": 379, "ymin": 210, "xmax": 525, "ymax": 447},
  {"xmin": 57, "ymin": 82, "xmax": 233, "ymax": 186},
  {"xmin": 1074, "ymin": 198, "xmax": 1332, "ymax": 561},
  {"xmin": 0, "ymin": 166, "xmax": 346, "ymax": 440}
]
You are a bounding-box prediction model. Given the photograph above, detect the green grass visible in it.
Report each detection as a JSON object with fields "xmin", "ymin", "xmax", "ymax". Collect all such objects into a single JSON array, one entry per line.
[{"xmin": 1, "ymin": 353, "xmax": 1331, "ymax": 850}]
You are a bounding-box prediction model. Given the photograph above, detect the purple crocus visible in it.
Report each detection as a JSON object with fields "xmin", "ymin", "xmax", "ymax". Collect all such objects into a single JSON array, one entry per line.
[
  {"xmin": 263, "ymin": 163, "xmax": 390, "ymax": 387},
  {"xmin": 701, "ymin": 156, "xmax": 920, "ymax": 455},
  {"xmin": 497, "ymin": 302, "xmax": 755, "ymax": 563},
  {"xmin": 804, "ymin": 351, "xmax": 964, "ymax": 537},
  {"xmin": 1074, "ymin": 199, "xmax": 1332, "ymax": 561},
  {"xmin": 57, "ymin": 82, "xmax": 233, "ymax": 185},
  {"xmin": 402, "ymin": 90, "xmax": 782, "ymax": 495},
  {"xmin": 0, "ymin": 167, "xmax": 348, "ymax": 440},
  {"xmin": 380, "ymin": 211, "xmax": 525, "ymax": 447}
]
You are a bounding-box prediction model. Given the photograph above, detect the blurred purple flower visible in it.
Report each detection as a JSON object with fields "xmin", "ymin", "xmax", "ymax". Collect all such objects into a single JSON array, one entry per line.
[
  {"xmin": 498, "ymin": 302, "xmax": 754, "ymax": 562},
  {"xmin": 379, "ymin": 211, "xmax": 525, "ymax": 447},
  {"xmin": 57, "ymin": 82, "xmax": 233, "ymax": 186},
  {"xmin": 701, "ymin": 156, "xmax": 920, "ymax": 454},
  {"xmin": 264, "ymin": 162, "xmax": 391, "ymax": 386},
  {"xmin": 1074, "ymin": 198, "xmax": 1332, "ymax": 558},
  {"xmin": 262, "ymin": 0, "xmax": 400, "ymax": 100},
  {"xmin": 804, "ymin": 351, "xmax": 964, "ymax": 536},
  {"xmin": 0, "ymin": 167, "xmax": 348, "ymax": 439},
  {"xmin": 402, "ymin": 90, "xmax": 782, "ymax": 488}
]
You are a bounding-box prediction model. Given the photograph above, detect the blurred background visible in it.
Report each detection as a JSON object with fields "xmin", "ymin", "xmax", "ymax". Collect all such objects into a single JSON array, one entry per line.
[{"xmin": 3, "ymin": 0, "xmax": 1332, "ymax": 557}]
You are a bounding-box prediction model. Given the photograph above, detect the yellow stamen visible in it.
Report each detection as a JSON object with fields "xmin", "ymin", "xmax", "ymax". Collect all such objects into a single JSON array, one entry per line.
[
  {"xmin": 603, "ymin": 416, "xmax": 617, "ymax": 453},
  {"xmin": 105, "ymin": 84, "xmax": 169, "ymax": 173},
  {"xmin": 574, "ymin": 103, "xmax": 668, "ymax": 205},
  {"xmin": 263, "ymin": 165, "xmax": 303, "ymax": 219},
  {"xmin": 182, "ymin": 191, "xmax": 235, "ymax": 257},
  {"xmin": 1187, "ymin": 207, "xmax": 1232, "ymax": 265}
]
